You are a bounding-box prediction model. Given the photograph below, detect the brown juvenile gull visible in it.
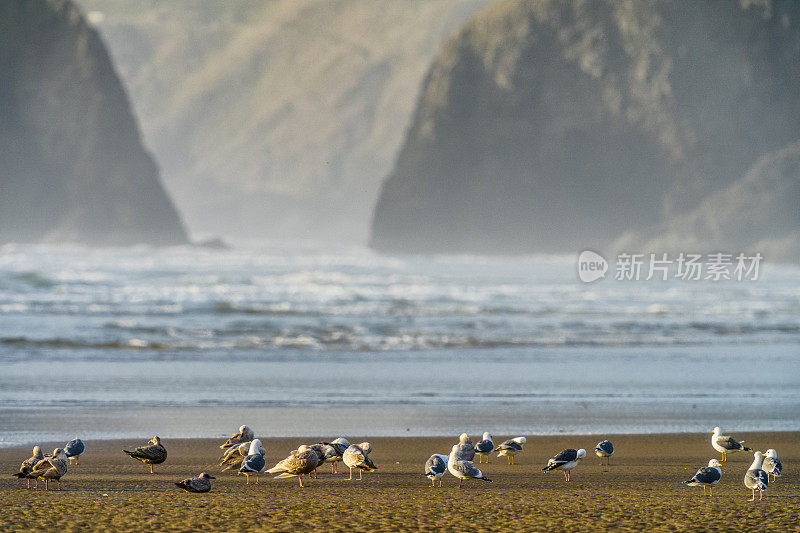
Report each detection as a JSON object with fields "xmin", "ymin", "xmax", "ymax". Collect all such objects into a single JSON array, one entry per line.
[
  {"xmin": 305, "ymin": 444, "xmax": 327, "ymax": 479},
  {"xmin": 424, "ymin": 453, "xmax": 449, "ymax": 487},
  {"xmin": 267, "ymin": 445, "xmax": 319, "ymax": 487},
  {"xmin": 454, "ymin": 433, "xmax": 475, "ymax": 461},
  {"xmin": 762, "ymin": 449, "xmax": 782, "ymax": 482},
  {"xmin": 744, "ymin": 451, "xmax": 769, "ymax": 501},
  {"xmin": 447, "ymin": 444, "xmax": 492, "ymax": 488},
  {"xmin": 542, "ymin": 448, "xmax": 586, "ymax": 481},
  {"xmin": 238, "ymin": 439, "xmax": 267, "ymax": 485},
  {"xmin": 711, "ymin": 427, "xmax": 751, "ymax": 462},
  {"xmin": 496, "ymin": 437, "xmax": 527, "ymax": 465},
  {"xmin": 221, "ymin": 425, "xmax": 255, "ymax": 450},
  {"xmin": 343, "ymin": 443, "xmax": 378, "ymax": 480},
  {"xmin": 220, "ymin": 440, "xmax": 266, "ymax": 472},
  {"xmin": 30, "ymin": 448, "xmax": 68, "ymax": 491},
  {"xmin": 175, "ymin": 472, "xmax": 215, "ymax": 493},
  {"xmin": 123, "ymin": 436, "xmax": 167, "ymax": 474},
  {"xmin": 12, "ymin": 445, "xmax": 44, "ymax": 489},
  {"xmin": 682, "ymin": 459, "xmax": 722, "ymax": 497}
]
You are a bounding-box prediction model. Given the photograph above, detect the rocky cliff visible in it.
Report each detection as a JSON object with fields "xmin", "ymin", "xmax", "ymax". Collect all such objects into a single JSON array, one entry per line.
[
  {"xmin": 0, "ymin": 0, "xmax": 187, "ymax": 246},
  {"xmin": 370, "ymin": 0, "xmax": 800, "ymax": 258}
]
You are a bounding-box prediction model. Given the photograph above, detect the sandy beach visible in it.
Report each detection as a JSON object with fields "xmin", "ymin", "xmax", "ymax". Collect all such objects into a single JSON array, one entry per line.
[{"xmin": 1, "ymin": 432, "xmax": 797, "ymax": 531}]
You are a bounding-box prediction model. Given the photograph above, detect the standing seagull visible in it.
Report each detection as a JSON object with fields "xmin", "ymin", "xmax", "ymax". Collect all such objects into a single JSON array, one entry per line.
[
  {"xmin": 424, "ymin": 454, "xmax": 449, "ymax": 487},
  {"xmin": 542, "ymin": 449, "xmax": 586, "ymax": 481},
  {"xmin": 744, "ymin": 451, "xmax": 769, "ymax": 501},
  {"xmin": 319, "ymin": 437, "xmax": 350, "ymax": 474},
  {"xmin": 220, "ymin": 440, "xmax": 265, "ymax": 471},
  {"xmin": 175, "ymin": 472, "xmax": 214, "ymax": 493},
  {"xmin": 238, "ymin": 439, "xmax": 267, "ymax": 485},
  {"xmin": 267, "ymin": 445, "xmax": 320, "ymax": 487},
  {"xmin": 30, "ymin": 448, "xmax": 68, "ymax": 491},
  {"xmin": 682, "ymin": 459, "xmax": 722, "ymax": 497},
  {"xmin": 123, "ymin": 436, "xmax": 167, "ymax": 474},
  {"xmin": 711, "ymin": 427, "xmax": 751, "ymax": 462},
  {"xmin": 447, "ymin": 444, "xmax": 492, "ymax": 488},
  {"xmin": 594, "ymin": 440, "xmax": 614, "ymax": 466},
  {"xmin": 343, "ymin": 443, "xmax": 378, "ymax": 480},
  {"xmin": 221, "ymin": 425, "xmax": 254, "ymax": 450},
  {"xmin": 64, "ymin": 438, "xmax": 85, "ymax": 465},
  {"xmin": 762, "ymin": 449, "xmax": 782, "ymax": 482},
  {"xmin": 455, "ymin": 433, "xmax": 475, "ymax": 461},
  {"xmin": 475, "ymin": 433, "xmax": 494, "ymax": 463},
  {"xmin": 12, "ymin": 445, "xmax": 44, "ymax": 489},
  {"xmin": 496, "ymin": 437, "xmax": 527, "ymax": 465}
]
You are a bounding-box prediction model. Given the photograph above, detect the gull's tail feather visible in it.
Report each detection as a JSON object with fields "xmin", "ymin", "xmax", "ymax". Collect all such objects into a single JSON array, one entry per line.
[{"xmin": 479, "ymin": 476, "xmax": 492, "ymax": 482}]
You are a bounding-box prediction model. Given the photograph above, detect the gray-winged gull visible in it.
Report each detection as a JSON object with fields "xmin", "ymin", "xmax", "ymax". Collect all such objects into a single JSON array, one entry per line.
[
  {"xmin": 13, "ymin": 445, "xmax": 44, "ymax": 489},
  {"xmin": 712, "ymin": 427, "xmax": 751, "ymax": 462},
  {"xmin": 542, "ymin": 448, "xmax": 586, "ymax": 481},
  {"xmin": 317, "ymin": 437, "xmax": 350, "ymax": 474},
  {"xmin": 343, "ymin": 443, "xmax": 378, "ymax": 480},
  {"xmin": 455, "ymin": 433, "xmax": 475, "ymax": 461},
  {"xmin": 123, "ymin": 436, "xmax": 167, "ymax": 474},
  {"xmin": 238, "ymin": 439, "xmax": 267, "ymax": 485},
  {"xmin": 447, "ymin": 444, "xmax": 492, "ymax": 488},
  {"xmin": 594, "ymin": 440, "xmax": 614, "ymax": 465},
  {"xmin": 30, "ymin": 448, "xmax": 68, "ymax": 490},
  {"xmin": 744, "ymin": 451, "xmax": 769, "ymax": 501},
  {"xmin": 220, "ymin": 440, "xmax": 265, "ymax": 471},
  {"xmin": 175, "ymin": 472, "xmax": 215, "ymax": 493},
  {"xmin": 682, "ymin": 459, "xmax": 722, "ymax": 497},
  {"xmin": 305, "ymin": 443, "xmax": 327, "ymax": 479},
  {"xmin": 763, "ymin": 449, "xmax": 782, "ymax": 482},
  {"xmin": 221, "ymin": 425, "xmax": 255, "ymax": 450},
  {"xmin": 424, "ymin": 453, "xmax": 449, "ymax": 486},
  {"xmin": 475, "ymin": 432, "xmax": 494, "ymax": 463},
  {"xmin": 64, "ymin": 438, "xmax": 85, "ymax": 465},
  {"xmin": 267, "ymin": 444, "xmax": 320, "ymax": 487},
  {"xmin": 496, "ymin": 437, "xmax": 526, "ymax": 465}
]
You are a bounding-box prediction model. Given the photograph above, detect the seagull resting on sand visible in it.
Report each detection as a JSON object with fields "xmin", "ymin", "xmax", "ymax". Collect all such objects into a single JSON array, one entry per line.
[
  {"xmin": 238, "ymin": 439, "xmax": 267, "ymax": 485},
  {"xmin": 455, "ymin": 433, "xmax": 475, "ymax": 461},
  {"xmin": 496, "ymin": 437, "xmax": 526, "ymax": 465},
  {"xmin": 711, "ymin": 427, "xmax": 751, "ymax": 462},
  {"xmin": 30, "ymin": 448, "xmax": 68, "ymax": 490},
  {"xmin": 594, "ymin": 440, "xmax": 614, "ymax": 466},
  {"xmin": 542, "ymin": 449, "xmax": 586, "ymax": 481},
  {"xmin": 123, "ymin": 436, "xmax": 167, "ymax": 474},
  {"xmin": 318, "ymin": 437, "xmax": 350, "ymax": 474},
  {"xmin": 762, "ymin": 449, "xmax": 782, "ymax": 482},
  {"xmin": 13, "ymin": 445, "xmax": 44, "ymax": 489},
  {"xmin": 475, "ymin": 432, "xmax": 494, "ymax": 463},
  {"xmin": 221, "ymin": 425, "xmax": 254, "ymax": 450},
  {"xmin": 267, "ymin": 445, "xmax": 320, "ymax": 487},
  {"xmin": 744, "ymin": 451, "xmax": 769, "ymax": 501},
  {"xmin": 64, "ymin": 438, "xmax": 85, "ymax": 465},
  {"xmin": 220, "ymin": 440, "xmax": 265, "ymax": 471},
  {"xmin": 343, "ymin": 443, "xmax": 378, "ymax": 480},
  {"xmin": 175, "ymin": 472, "xmax": 214, "ymax": 493},
  {"xmin": 425, "ymin": 454, "xmax": 449, "ymax": 486},
  {"xmin": 683, "ymin": 459, "xmax": 722, "ymax": 497},
  {"xmin": 447, "ymin": 444, "xmax": 492, "ymax": 488}
]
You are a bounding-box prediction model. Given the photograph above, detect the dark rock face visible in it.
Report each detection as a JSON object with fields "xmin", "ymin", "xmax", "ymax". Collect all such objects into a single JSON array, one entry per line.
[
  {"xmin": 370, "ymin": 0, "xmax": 800, "ymax": 257},
  {"xmin": 0, "ymin": 0, "xmax": 187, "ymax": 246}
]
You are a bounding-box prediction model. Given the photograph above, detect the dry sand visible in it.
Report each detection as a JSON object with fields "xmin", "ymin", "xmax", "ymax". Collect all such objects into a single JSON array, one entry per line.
[{"xmin": 1, "ymin": 432, "xmax": 797, "ymax": 532}]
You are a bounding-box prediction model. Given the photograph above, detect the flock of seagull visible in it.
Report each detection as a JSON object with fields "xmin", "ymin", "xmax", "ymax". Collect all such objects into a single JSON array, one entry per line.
[{"xmin": 11, "ymin": 425, "xmax": 783, "ymax": 501}]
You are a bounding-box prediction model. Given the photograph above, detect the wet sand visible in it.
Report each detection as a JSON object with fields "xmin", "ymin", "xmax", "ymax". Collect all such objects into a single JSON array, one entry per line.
[{"xmin": 1, "ymin": 432, "xmax": 797, "ymax": 531}]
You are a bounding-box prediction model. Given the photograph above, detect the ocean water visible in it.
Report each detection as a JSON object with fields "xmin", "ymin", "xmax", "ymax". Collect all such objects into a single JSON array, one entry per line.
[{"xmin": 0, "ymin": 243, "xmax": 798, "ymax": 446}]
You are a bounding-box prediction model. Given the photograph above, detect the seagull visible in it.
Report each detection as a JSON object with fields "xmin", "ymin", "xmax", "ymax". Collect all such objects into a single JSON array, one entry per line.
[
  {"xmin": 64, "ymin": 438, "xmax": 85, "ymax": 465},
  {"xmin": 447, "ymin": 444, "xmax": 492, "ymax": 487},
  {"xmin": 30, "ymin": 448, "xmax": 68, "ymax": 490},
  {"xmin": 475, "ymin": 432, "xmax": 494, "ymax": 463},
  {"xmin": 594, "ymin": 440, "xmax": 614, "ymax": 465},
  {"xmin": 455, "ymin": 433, "xmax": 475, "ymax": 461},
  {"xmin": 175, "ymin": 472, "xmax": 215, "ymax": 493},
  {"xmin": 318, "ymin": 437, "xmax": 350, "ymax": 474},
  {"xmin": 123, "ymin": 436, "xmax": 167, "ymax": 474},
  {"xmin": 220, "ymin": 440, "xmax": 265, "ymax": 471},
  {"xmin": 424, "ymin": 454, "xmax": 449, "ymax": 486},
  {"xmin": 12, "ymin": 445, "xmax": 44, "ymax": 489},
  {"xmin": 220, "ymin": 425, "xmax": 254, "ymax": 450},
  {"xmin": 238, "ymin": 439, "xmax": 267, "ymax": 485},
  {"xmin": 744, "ymin": 451, "xmax": 769, "ymax": 501},
  {"xmin": 343, "ymin": 443, "xmax": 378, "ymax": 480},
  {"xmin": 496, "ymin": 437, "xmax": 526, "ymax": 465},
  {"xmin": 711, "ymin": 427, "xmax": 751, "ymax": 462},
  {"xmin": 682, "ymin": 459, "xmax": 722, "ymax": 497},
  {"xmin": 305, "ymin": 444, "xmax": 327, "ymax": 479},
  {"xmin": 267, "ymin": 445, "xmax": 319, "ymax": 487},
  {"xmin": 542, "ymin": 449, "xmax": 586, "ymax": 481},
  {"xmin": 762, "ymin": 449, "xmax": 782, "ymax": 482}
]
